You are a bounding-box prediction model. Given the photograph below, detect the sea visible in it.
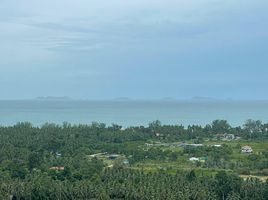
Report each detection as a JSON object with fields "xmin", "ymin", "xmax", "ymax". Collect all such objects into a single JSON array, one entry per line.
[{"xmin": 0, "ymin": 100, "xmax": 268, "ymax": 127}]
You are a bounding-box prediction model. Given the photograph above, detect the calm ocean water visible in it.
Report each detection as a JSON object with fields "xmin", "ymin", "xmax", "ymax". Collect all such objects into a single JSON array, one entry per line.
[{"xmin": 0, "ymin": 100, "xmax": 268, "ymax": 127}]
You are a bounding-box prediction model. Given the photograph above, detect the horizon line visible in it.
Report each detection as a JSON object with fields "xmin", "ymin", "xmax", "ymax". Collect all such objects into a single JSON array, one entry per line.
[{"xmin": 0, "ymin": 97, "xmax": 268, "ymax": 102}]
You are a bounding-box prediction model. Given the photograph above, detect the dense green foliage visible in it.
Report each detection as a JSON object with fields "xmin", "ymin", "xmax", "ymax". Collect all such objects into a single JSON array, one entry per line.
[{"xmin": 0, "ymin": 120, "xmax": 268, "ymax": 199}]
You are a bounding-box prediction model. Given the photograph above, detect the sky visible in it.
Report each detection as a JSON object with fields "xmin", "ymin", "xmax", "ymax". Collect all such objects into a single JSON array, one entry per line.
[{"xmin": 0, "ymin": 0, "xmax": 268, "ymax": 100}]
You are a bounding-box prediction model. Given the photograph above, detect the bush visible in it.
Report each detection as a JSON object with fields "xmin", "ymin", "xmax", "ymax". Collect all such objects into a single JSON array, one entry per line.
[
  {"xmin": 261, "ymin": 169, "xmax": 268, "ymax": 176},
  {"xmin": 236, "ymin": 169, "xmax": 250, "ymax": 175}
]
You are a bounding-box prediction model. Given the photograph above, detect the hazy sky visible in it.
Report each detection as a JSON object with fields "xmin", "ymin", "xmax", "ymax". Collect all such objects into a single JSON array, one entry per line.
[{"xmin": 1, "ymin": 0, "xmax": 268, "ymax": 100}]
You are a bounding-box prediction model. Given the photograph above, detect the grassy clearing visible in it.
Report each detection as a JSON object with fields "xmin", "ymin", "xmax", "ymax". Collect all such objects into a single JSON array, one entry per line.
[
  {"xmin": 133, "ymin": 140, "xmax": 268, "ymax": 178},
  {"xmin": 239, "ymin": 175, "xmax": 268, "ymax": 182}
]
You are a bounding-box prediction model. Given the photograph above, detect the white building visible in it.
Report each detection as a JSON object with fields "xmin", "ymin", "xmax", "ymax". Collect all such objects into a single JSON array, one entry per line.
[
  {"xmin": 189, "ymin": 157, "xmax": 199, "ymax": 161},
  {"xmin": 241, "ymin": 146, "xmax": 253, "ymax": 153}
]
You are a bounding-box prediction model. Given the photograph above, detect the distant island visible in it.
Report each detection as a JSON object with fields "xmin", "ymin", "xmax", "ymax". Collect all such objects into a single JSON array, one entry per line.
[
  {"xmin": 35, "ymin": 96, "xmax": 73, "ymax": 101},
  {"xmin": 191, "ymin": 96, "xmax": 219, "ymax": 101}
]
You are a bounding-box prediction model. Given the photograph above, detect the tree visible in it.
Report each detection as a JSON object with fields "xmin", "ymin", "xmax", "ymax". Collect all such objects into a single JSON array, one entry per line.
[
  {"xmin": 243, "ymin": 119, "xmax": 263, "ymax": 138},
  {"xmin": 212, "ymin": 120, "xmax": 231, "ymax": 133},
  {"xmin": 149, "ymin": 120, "xmax": 161, "ymax": 133},
  {"xmin": 186, "ymin": 170, "xmax": 196, "ymax": 181},
  {"xmin": 226, "ymin": 192, "xmax": 241, "ymax": 200},
  {"xmin": 28, "ymin": 152, "xmax": 43, "ymax": 170},
  {"xmin": 215, "ymin": 171, "xmax": 242, "ymax": 200}
]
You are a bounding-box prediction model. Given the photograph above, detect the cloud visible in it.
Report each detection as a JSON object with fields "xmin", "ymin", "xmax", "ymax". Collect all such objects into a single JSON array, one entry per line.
[
  {"xmin": 0, "ymin": 0, "xmax": 268, "ymax": 99},
  {"xmin": 4, "ymin": 0, "xmax": 265, "ymax": 55},
  {"xmin": 0, "ymin": 0, "xmax": 223, "ymax": 53}
]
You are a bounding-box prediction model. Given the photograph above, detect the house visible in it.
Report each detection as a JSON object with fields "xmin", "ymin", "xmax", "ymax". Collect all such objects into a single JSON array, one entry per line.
[
  {"xmin": 213, "ymin": 144, "xmax": 222, "ymax": 147},
  {"xmin": 189, "ymin": 157, "xmax": 199, "ymax": 162},
  {"xmin": 122, "ymin": 159, "xmax": 129, "ymax": 165},
  {"xmin": 199, "ymin": 157, "xmax": 208, "ymax": 162},
  {"xmin": 179, "ymin": 143, "xmax": 203, "ymax": 148},
  {"xmin": 89, "ymin": 152, "xmax": 107, "ymax": 158},
  {"xmin": 189, "ymin": 144, "xmax": 203, "ymax": 147},
  {"xmin": 56, "ymin": 152, "xmax": 62, "ymax": 157},
  {"xmin": 108, "ymin": 154, "xmax": 120, "ymax": 160},
  {"xmin": 49, "ymin": 166, "xmax": 65, "ymax": 171},
  {"xmin": 145, "ymin": 143, "xmax": 153, "ymax": 147},
  {"xmin": 241, "ymin": 146, "xmax": 253, "ymax": 154},
  {"xmin": 215, "ymin": 134, "xmax": 236, "ymax": 141},
  {"xmin": 223, "ymin": 134, "xmax": 235, "ymax": 141},
  {"xmin": 235, "ymin": 137, "xmax": 241, "ymax": 140},
  {"xmin": 155, "ymin": 132, "xmax": 165, "ymax": 137}
]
